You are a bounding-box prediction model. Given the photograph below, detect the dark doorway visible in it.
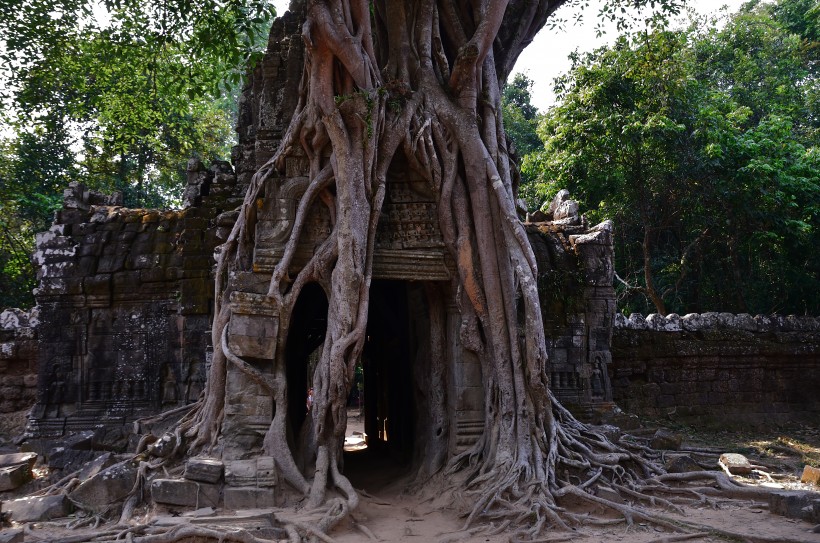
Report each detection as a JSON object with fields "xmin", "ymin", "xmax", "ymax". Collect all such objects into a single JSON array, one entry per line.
[
  {"xmin": 344, "ymin": 280, "xmax": 416, "ymax": 487},
  {"xmin": 285, "ymin": 283, "xmax": 328, "ymax": 447}
]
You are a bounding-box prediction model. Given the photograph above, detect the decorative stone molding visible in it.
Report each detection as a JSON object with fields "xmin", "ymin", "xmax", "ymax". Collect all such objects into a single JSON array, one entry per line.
[{"xmin": 614, "ymin": 312, "xmax": 820, "ymax": 332}]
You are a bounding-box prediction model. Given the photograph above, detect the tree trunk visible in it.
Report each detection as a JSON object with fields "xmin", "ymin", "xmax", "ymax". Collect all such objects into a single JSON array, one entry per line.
[{"xmin": 181, "ymin": 0, "xmax": 667, "ymax": 538}]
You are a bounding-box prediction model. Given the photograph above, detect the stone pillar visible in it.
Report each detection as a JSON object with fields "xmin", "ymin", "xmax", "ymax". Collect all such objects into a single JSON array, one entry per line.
[{"xmin": 221, "ymin": 292, "xmax": 279, "ymax": 460}]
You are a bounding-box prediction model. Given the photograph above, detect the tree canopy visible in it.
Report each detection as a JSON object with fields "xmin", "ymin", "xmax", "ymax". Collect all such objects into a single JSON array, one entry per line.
[
  {"xmin": 0, "ymin": 0, "xmax": 276, "ymax": 307},
  {"xmin": 521, "ymin": 0, "xmax": 820, "ymax": 316}
]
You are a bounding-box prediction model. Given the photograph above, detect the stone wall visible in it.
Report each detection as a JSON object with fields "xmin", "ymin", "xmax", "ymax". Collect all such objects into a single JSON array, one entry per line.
[
  {"xmin": 526, "ymin": 190, "xmax": 616, "ymax": 412},
  {"xmin": 28, "ymin": 167, "xmax": 239, "ymax": 438},
  {"xmin": 0, "ymin": 309, "xmax": 39, "ymax": 415},
  {"xmin": 610, "ymin": 312, "xmax": 820, "ymax": 426}
]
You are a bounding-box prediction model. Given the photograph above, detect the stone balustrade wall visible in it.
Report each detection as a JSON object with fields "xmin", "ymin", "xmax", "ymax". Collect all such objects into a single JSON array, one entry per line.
[{"xmin": 610, "ymin": 312, "xmax": 820, "ymax": 426}]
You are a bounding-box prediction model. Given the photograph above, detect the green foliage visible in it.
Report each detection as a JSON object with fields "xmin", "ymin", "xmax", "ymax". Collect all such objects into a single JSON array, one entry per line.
[
  {"xmin": 548, "ymin": 0, "xmax": 686, "ymax": 35},
  {"xmin": 502, "ymin": 74, "xmax": 544, "ymax": 201},
  {"xmin": 528, "ymin": 0, "xmax": 820, "ymax": 315},
  {"xmin": 0, "ymin": 0, "xmax": 274, "ymax": 307},
  {"xmin": 503, "ymin": 74, "xmax": 542, "ymax": 157}
]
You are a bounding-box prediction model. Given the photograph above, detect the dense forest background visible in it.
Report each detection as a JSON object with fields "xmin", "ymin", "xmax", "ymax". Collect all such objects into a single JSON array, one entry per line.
[{"xmin": 1, "ymin": 0, "xmax": 817, "ymax": 316}]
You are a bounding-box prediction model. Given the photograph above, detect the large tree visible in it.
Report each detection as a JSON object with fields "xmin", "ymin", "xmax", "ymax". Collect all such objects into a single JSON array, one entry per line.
[
  {"xmin": 40, "ymin": 1, "xmax": 793, "ymax": 541},
  {"xmin": 176, "ymin": 0, "xmax": 695, "ymax": 539}
]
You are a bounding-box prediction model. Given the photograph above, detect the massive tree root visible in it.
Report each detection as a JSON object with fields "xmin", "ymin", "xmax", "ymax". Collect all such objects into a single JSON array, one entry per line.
[{"xmin": 34, "ymin": 1, "xmax": 814, "ymax": 542}]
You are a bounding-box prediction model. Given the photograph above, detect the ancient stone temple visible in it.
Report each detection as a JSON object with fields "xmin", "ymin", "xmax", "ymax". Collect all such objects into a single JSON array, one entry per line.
[{"xmin": 26, "ymin": 1, "xmax": 616, "ymax": 468}]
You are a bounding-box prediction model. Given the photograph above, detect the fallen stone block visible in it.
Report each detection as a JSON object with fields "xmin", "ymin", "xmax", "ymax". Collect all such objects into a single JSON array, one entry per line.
[
  {"xmin": 664, "ymin": 454, "xmax": 701, "ymax": 474},
  {"xmin": 718, "ymin": 453, "xmax": 752, "ymax": 475},
  {"xmin": 47, "ymin": 447, "xmax": 97, "ymax": 472},
  {"xmin": 68, "ymin": 460, "xmax": 138, "ymax": 513},
  {"xmin": 146, "ymin": 433, "xmax": 177, "ymax": 458},
  {"xmin": 651, "ymin": 429, "xmax": 682, "ymax": 451},
  {"xmin": 0, "ymin": 463, "xmax": 32, "ymax": 491},
  {"xmin": 802, "ymin": 465, "xmax": 820, "ymax": 486},
  {"xmin": 0, "ymin": 528, "xmax": 24, "ymax": 543},
  {"xmin": 769, "ymin": 490, "xmax": 820, "ymax": 523},
  {"xmin": 4, "ymin": 494, "xmax": 70, "ymax": 522},
  {"xmin": 0, "ymin": 452, "xmax": 37, "ymax": 469},
  {"xmin": 151, "ymin": 478, "xmax": 220, "ymax": 508},
  {"xmin": 184, "ymin": 457, "xmax": 224, "ymax": 484},
  {"xmin": 77, "ymin": 452, "xmax": 116, "ymax": 481},
  {"xmin": 223, "ymin": 486, "xmax": 276, "ymax": 509}
]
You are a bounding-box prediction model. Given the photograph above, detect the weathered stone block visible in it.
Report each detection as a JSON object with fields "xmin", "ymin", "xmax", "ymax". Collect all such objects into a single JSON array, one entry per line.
[
  {"xmin": 718, "ymin": 453, "xmax": 752, "ymax": 475},
  {"xmin": 69, "ymin": 460, "xmax": 138, "ymax": 512},
  {"xmin": 770, "ymin": 490, "xmax": 820, "ymax": 523},
  {"xmin": 228, "ymin": 313, "xmax": 278, "ymax": 359},
  {"xmin": 802, "ymin": 465, "xmax": 820, "ymax": 486},
  {"xmin": 4, "ymin": 494, "xmax": 70, "ymax": 522},
  {"xmin": 223, "ymin": 487, "xmax": 276, "ymax": 510},
  {"xmin": 651, "ymin": 429, "xmax": 682, "ymax": 450},
  {"xmin": 184, "ymin": 457, "xmax": 225, "ymax": 484},
  {"xmin": 0, "ymin": 463, "xmax": 32, "ymax": 491},
  {"xmin": 151, "ymin": 478, "xmax": 220, "ymax": 508},
  {"xmin": 224, "ymin": 457, "xmax": 277, "ymax": 488},
  {"xmin": 664, "ymin": 454, "xmax": 701, "ymax": 473}
]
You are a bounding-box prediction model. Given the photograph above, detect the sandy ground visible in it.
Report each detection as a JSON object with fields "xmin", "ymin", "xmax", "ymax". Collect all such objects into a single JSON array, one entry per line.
[{"xmin": 16, "ymin": 479, "xmax": 819, "ymax": 543}]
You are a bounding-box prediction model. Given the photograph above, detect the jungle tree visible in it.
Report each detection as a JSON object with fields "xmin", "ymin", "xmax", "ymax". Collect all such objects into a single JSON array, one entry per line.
[
  {"xmin": 169, "ymin": 0, "xmax": 697, "ymax": 538},
  {"xmin": 55, "ymin": 0, "xmax": 791, "ymax": 541}
]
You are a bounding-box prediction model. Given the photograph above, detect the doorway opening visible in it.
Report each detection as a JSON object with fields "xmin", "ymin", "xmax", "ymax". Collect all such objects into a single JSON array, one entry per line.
[
  {"xmin": 285, "ymin": 283, "xmax": 328, "ymax": 454},
  {"xmin": 344, "ymin": 280, "xmax": 417, "ymax": 488}
]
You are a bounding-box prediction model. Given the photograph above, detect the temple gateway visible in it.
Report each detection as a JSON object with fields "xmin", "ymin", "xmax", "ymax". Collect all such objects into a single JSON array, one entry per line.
[{"xmin": 28, "ymin": 2, "xmax": 615, "ymax": 484}]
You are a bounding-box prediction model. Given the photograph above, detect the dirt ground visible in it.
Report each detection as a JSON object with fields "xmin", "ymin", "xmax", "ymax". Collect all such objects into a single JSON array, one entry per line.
[
  {"xmin": 5, "ymin": 411, "xmax": 820, "ymax": 543},
  {"xmin": 331, "ymin": 414, "xmax": 820, "ymax": 542}
]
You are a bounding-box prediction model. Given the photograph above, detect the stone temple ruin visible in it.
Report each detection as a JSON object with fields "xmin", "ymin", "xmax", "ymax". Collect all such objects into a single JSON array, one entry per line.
[
  {"xmin": 15, "ymin": 3, "xmax": 616, "ymax": 508},
  {"xmin": 2, "ymin": 1, "xmax": 819, "ymax": 526}
]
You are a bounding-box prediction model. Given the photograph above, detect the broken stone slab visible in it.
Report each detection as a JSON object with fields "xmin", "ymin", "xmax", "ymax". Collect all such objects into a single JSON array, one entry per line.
[
  {"xmin": 150, "ymin": 478, "xmax": 220, "ymax": 509},
  {"xmin": 0, "ymin": 452, "xmax": 37, "ymax": 469},
  {"xmin": 718, "ymin": 453, "xmax": 752, "ymax": 475},
  {"xmin": 77, "ymin": 452, "xmax": 116, "ymax": 481},
  {"xmin": 0, "ymin": 529, "xmax": 24, "ymax": 543},
  {"xmin": 802, "ymin": 465, "xmax": 820, "ymax": 486},
  {"xmin": 651, "ymin": 429, "xmax": 682, "ymax": 451},
  {"xmin": 47, "ymin": 448, "xmax": 97, "ymax": 472},
  {"xmin": 184, "ymin": 457, "xmax": 224, "ymax": 484},
  {"xmin": 3, "ymin": 494, "xmax": 71, "ymax": 522},
  {"xmin": 182, "ymin": 506, "xmax": 216, "ymax": 518},
  {"xmin": 223, "ymin": 487, "xmax": 276, "ymax": 510},
  {"xmin": 664, "ymin": 454, "xmax": 702, "ymax": 474},
  {"xmin": 0, "ymin": 463, "xmax": 32, "ymax": 491},
  {"xmin": 68, "ymin": 460, "xmax": 138, "ymax": 513},
  {"xmin": 769, "ymin": 490, "xmax": 820, "ymax": 523}
]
